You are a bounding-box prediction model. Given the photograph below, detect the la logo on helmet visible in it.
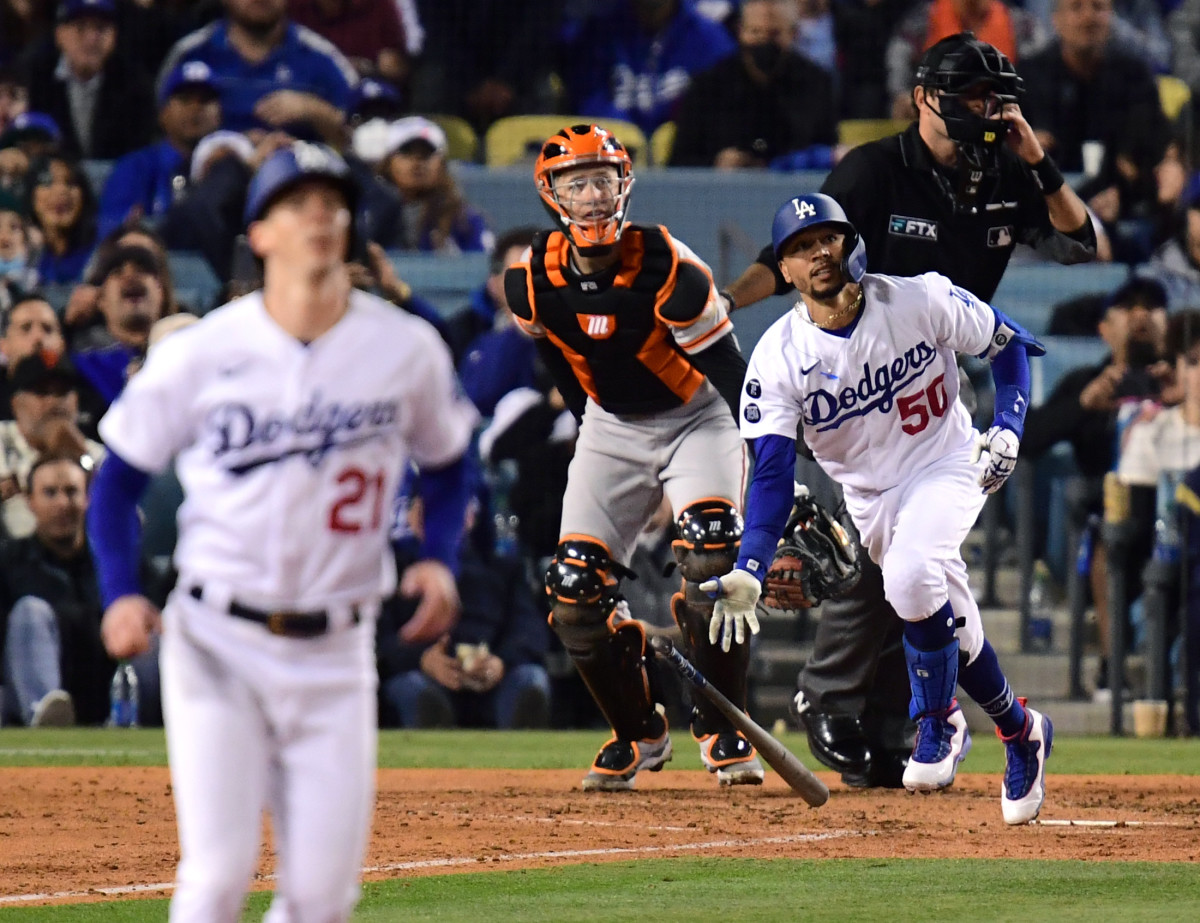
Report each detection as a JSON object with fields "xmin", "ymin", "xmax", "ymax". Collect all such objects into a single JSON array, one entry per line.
[{"xmin": 794, "ymin": 200, "xmax": 816, "ymax": 219}]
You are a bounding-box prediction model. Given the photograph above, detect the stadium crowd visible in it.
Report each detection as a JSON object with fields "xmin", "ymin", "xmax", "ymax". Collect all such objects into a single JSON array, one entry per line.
[{"xmin": 0, "ymin": 0, "xmax": 1196, "ymax": 736}]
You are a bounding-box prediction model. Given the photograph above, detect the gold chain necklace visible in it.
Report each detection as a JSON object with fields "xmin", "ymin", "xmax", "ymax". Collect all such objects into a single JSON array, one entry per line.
[{"xmin": 812, "ymin": 287, "xmax": 863, "ymax": 330}]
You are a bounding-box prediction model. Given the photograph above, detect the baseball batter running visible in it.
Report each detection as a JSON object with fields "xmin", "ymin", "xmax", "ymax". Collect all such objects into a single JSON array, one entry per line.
[
  {"xmin": 504, "ymin": 124, "xmax": 762, "ymax": 791},
  {"xmin": 86, "ymin": 142, "xmax": 478, "ymax": 921},
  {"xmin": 705, "ymin": 193, "xmax": 1053, "ymax": 824}
]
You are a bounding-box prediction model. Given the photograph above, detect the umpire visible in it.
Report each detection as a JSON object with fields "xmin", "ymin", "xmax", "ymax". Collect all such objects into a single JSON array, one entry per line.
[{"xmin": 723, "ymin": 32, "xmax": 1096, "ymax": 787}]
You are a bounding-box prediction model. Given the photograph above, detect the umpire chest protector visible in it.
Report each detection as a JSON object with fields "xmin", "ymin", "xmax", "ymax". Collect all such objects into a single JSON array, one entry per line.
[{"xmin": 506, "ymin": 225, "xmax": 709, "ymax": 415}]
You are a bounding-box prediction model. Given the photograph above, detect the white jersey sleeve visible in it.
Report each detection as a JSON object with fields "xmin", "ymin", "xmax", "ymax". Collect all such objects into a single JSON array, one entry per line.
[
  {"xmin": 921, "ymin": 272, "xmax": 998, "ymax": 359},
  {"xmin": 98, "ymin": 324, "xmax": 203, "ymax": 474},
  {"xmin": 664, "ymin": 236, "xmax": 733, "ymax": 355},
  {"xmin": 739, "ymin": 320, "xmax": 804, "ymax": 442},
  {"xmin": 403, "ymin": 323, "xmax": 479, "ymax": 469}
]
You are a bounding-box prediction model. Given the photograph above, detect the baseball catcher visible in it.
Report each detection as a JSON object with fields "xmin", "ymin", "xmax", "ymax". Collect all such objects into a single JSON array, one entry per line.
[{"xmin": 762, "ymin": 484, "xmax": 861, "ymax": 613}]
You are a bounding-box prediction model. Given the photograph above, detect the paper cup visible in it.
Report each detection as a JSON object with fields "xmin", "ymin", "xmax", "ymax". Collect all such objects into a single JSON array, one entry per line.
[{"xmin": 1132, "ymin": 699, "xmax": 1168, "ymax": 738}]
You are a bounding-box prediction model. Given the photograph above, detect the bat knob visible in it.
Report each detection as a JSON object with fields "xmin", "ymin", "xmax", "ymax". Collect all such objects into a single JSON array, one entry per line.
[{"xmin": 648, "ymin": 635, "xmax": 673, "ymax": 657}]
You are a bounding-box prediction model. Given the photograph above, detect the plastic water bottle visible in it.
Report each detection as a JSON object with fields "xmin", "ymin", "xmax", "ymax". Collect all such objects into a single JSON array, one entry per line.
[
  {"xmin": 108, "ymin": 663, "xmax": 140, "ymax": 728},
  {"xmin": 1028, "ymin": 561, "xmax": 1054, "ymax": 653}
]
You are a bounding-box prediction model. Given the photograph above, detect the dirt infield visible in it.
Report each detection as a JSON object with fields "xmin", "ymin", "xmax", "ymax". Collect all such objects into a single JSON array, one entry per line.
[{"xmin": 3, "ymin": 768, "xmax": 1199, "ymax": 905}]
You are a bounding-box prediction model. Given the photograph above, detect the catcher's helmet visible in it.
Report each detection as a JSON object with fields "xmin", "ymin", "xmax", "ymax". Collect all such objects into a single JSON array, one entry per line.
[
  {"xmin": 243, "ymin": 141, "xmax": 359, "ymax": 227},
  {"xmin": 535, "ymin": 124, "xmax": 634, "ymax": 254},
  {"xmin": 771, "ymin": 193, "xmax": 867, "ymax": 282}
]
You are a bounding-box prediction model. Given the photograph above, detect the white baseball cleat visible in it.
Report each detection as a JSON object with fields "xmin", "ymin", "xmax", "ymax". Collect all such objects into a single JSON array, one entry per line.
[
  {"xmin": 1001, "ymin": 706, "xmax": 1054, "ymax": 825},
  {"xmin": 697, "ymin": 731, "xmax": 765, "ymax": 786},
  {"xmin": 902, "ymin": 701, "xmax": 972, "ymax": 792}
]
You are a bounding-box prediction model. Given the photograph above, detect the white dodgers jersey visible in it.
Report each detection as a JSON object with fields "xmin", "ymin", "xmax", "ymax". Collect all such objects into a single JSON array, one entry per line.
[
  {"xmin": 740, "ymin": 272, "xmax": 996, "ymax": 492},
  {"xmin": 99, "ymin": 290, "xmax": 478, "ymax": 607}
]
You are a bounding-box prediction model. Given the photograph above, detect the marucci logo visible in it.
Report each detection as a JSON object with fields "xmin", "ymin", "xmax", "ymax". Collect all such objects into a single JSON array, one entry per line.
[
  {"xmin": 578, "ymin": 314, "xmax": 617, "ymax": 339},
  {"xmin": 888, "ymin": 215, "xmax": 938, "ymax": 240}
]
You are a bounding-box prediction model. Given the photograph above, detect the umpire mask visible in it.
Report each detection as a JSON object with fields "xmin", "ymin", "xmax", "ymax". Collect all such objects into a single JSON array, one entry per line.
[{"xmin": 916, "ymin": 33, "xmax": 1024, "ymax": 212}]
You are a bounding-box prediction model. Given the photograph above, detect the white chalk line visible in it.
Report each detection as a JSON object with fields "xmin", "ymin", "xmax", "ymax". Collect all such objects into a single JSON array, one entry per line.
[
  {"xmin": 1033, "ymin": 819, "xmax": 1198, "ymax": 828},
  {"xmin": 0, "ymin": 830, "xmax": 862, "ymax": 906}
]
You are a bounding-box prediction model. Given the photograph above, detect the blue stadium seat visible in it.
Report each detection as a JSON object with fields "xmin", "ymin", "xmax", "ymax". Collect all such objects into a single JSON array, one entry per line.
[
  {"xmin": 990, "ymin": 263, "xmax": 1129, "ymax": 335},
  {"xmin": 166, "ymin": 252, "xmax": 222, "ymax": 315},
  {"xmin": 386, "ymin": 251, "xmax": 490, "ymax": 317},
  {"xmin": 1031, "ymin": 334, "xmax": 1110, "ymax": 405}
]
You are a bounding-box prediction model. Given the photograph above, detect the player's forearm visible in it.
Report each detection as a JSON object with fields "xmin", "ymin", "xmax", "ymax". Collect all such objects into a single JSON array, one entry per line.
[
  {"xmin": 990, "ymin": 342, "xmax": 1031, "ymax": 437},
  {"xmin": 726, "ymin": 260, "xmax": 780, "ymax": 311},
  {"xmin": 736, "ymin": 434, "xmax": 797, "ymax": 580},
  {"xmin": 1045, "ymin": 183, "xmax": 1092, "ymax": 241},
  {"xmin": 86, "ymin": 452, "xmax": 151, "ymax": 607},
  {"xmin": 417, "ymin": 454, "xmax": 473, "ymax": 575}
]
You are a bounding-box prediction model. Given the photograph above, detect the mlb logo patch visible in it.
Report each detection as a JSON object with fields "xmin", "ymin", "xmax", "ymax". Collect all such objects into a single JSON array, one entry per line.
[
  {"xmin": 987, "ymin": 225, "xmax": 1014, "ymax": 248},
  {"xmin": 578, "ymin": 314, "xmax": 617, "ymax": 339},
  {"xmin": 746, "ymin": 379, "xmax": 761, "ymax": 398},
  {"xmin": 888, "ymin": 215, "xmax": 938, "ymax": 240}
]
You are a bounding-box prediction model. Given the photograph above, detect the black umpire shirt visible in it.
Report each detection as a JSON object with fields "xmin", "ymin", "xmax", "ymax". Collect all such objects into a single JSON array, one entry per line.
[{"xmin": 754, "ymin": 122, "xmax": 1097, "ymax": 301}]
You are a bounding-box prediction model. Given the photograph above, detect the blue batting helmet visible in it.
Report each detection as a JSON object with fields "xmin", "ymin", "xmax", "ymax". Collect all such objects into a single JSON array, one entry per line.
[
  {"xmin": 771, "ymin": 193, "xmax": 867, "ymax": 282},
  {"xmin": 243, "ymin": 141, "xmax": 358, "ymax": 227}
]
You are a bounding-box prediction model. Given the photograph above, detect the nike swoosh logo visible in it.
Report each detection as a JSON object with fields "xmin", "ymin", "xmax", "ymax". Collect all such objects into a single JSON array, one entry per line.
[{"xmin": 801, "ymin": 361, "xmax": 820, "ymax": 375}]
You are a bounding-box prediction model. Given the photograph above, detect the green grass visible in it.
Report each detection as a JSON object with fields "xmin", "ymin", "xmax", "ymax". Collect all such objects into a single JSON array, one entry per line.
[
  {"xmin": 3, "ymin": 730, "xmax": 1200, "ymax": 921},
  {"xmin": 3, "ymin": 859, "xmax": 1200, "ymax": 922},
  {"xmin": 2, "ymin": 727, "xmax": 1200, "ymax": 774}
]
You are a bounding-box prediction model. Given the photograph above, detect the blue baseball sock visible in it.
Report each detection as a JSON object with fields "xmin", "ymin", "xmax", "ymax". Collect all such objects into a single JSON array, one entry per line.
[
  {"xmin": 903, "ymin": 602, "xmax": 959, "ymax": 719},
  {"xmin": 958, "ymin": 638, "xmax": 1027, "ymax": 738}
]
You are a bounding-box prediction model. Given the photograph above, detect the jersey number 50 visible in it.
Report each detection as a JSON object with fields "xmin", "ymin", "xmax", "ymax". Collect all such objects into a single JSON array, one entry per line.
[
  {"xmin": 329, "ymin": 466, "xmax": 386, "ymax": 533},
  {"xmin": 897, "ymin": 374, "xmax": 948, "ymax": 435}
]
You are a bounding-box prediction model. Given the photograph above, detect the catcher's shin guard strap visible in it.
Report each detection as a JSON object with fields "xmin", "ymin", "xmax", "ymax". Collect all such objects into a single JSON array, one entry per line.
[
  {"xmin": 550, "ymin": 601, "xmax": 659, "ymax": 740},
  {"xmin": 672, "ymin": 588, "xmax": 750, "ymax": 737}
]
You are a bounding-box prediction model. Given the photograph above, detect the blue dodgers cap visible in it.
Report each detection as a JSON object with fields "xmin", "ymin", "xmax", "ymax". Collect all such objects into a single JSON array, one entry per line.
[
  {"xmin": 158, "ymin": 59, "xmax": 219, "ymax": 107},
  {"xmin": 348, "ymin": 78, "xmax": 402, "ymax": 117},
  {"xmin": 770, "ymin": 192, "xmax": 868, "ymax": 281},
  {"xmin": 243, "ymin": 141, "xmax": 358, "ymax": 226},
  {"xmin": 1, "ymin": 111, "xmax": 62, "ymax": 145},
  {"xmin": 56, "ymin": 0, "xmax": 116, "ymax": 23}
]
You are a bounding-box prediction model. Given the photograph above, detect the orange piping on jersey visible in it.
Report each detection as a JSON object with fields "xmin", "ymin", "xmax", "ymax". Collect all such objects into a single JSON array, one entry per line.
[
  {"xmin": 544, "ymin": 327, "xmax": 600, "ymax": 402},
  {"xmin": 682, "ymin": 316, "xmax": 733, "ymax": 353},
  {"xmin": 636, "ymin": 324, "xmax": 703, "ymax": 402}
]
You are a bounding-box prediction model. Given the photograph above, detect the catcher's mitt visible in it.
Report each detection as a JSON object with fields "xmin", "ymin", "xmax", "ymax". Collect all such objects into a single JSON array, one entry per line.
[{"xmin": 762, "ymin": 486, "xmax": 862, "ymax": 612}]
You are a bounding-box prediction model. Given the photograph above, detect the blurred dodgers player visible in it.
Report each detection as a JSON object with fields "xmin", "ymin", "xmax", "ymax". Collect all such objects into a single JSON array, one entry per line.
[
  {"xmin": 86, "ymin": 142, "xmax": 478, "ymax": 920},
  {"xmin": 702, "ymin": 193, "xmax": 1054, "ymax": 824}
]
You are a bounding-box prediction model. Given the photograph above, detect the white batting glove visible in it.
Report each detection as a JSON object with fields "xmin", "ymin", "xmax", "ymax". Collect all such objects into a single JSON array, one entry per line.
[
  {"xmin": 972, "ymin": 425, "xmax": 1020, "ymax": 494},
  {"xmin": 700, "ymin": 569, "xmax": 763, "ymax": 652}
]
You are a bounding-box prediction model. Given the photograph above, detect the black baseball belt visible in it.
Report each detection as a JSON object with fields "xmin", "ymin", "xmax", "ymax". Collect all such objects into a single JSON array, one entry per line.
[{"xmin": 188, "ymin": 585, "xmax": 360, "ymax": 638}]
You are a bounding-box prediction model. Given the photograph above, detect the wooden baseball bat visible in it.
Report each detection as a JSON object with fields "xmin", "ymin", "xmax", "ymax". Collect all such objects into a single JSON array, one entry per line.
[{"xmin": 649, "ymin": 635, "xmax": 829, "ymax": 807}]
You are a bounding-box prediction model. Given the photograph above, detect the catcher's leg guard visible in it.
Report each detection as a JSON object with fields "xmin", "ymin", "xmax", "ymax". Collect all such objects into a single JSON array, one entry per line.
[
  {"xmin": 671, "ymin": 499, "xmax": 749, "ymax": 738},
  {"xmin": 546, "ymin": 538, "xmax": 662, "ymax": 741}
]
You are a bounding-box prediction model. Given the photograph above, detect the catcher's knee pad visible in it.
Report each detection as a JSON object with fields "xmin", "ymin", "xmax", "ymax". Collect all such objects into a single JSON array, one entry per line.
[
  {"xmin": 546, "ymin": 536, "xmax": 626, "ymax": 609},
  {"xmin": 670, "ymin": 498, "xmax": 742, "ymax": 583}
]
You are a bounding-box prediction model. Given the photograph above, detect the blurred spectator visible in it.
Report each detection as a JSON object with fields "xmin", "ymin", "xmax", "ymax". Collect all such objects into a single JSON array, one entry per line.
[
  {"xmin": 0, "ymin": 65, "xmax": 28, "ymax": 136},
  {"xmin": 0, "ymin": 456, "xmax": 108, "ymax": 726},
  {"xmin": 69, "ymin": 243, "xmax": 168, "ymax": 409},
  {"xmin": 446, "ymin": 225, "xmax": 538, "ymax": 368},
  {"xmin": 0, "ymin": 112, "xmax": 64, "ymax": 204},
  {"xmin": 345, "ymin": 238, "xmax": 447, "ymax": 337},
  {"xmin": 21, "ymin": 0, "xmax": 157, "ymax": 159},
  {"xmin": 377, "ymin": 495, "xmax": 551, "ymax": 729},
  {"xmin": 347, "ymin": 76, "xmax": 405, "ymax": 165},
  {"xmin": 0, "ymin": 190, "xmax": 38, "ymax": 310},
  {"xmin": 0, "ymin": 0, "xmax": 55, "ymax": 68},
  {"xmin": 1119, "ymin": 310, "xmax": 1200, "ymax": 487},
  {"xmin": 378, "ymin": 116, "xmax": 493, "ymax": 253},
  {"xmin": 289, "ymin": 0, "xmax": 415, "ymax": 87},
  {"xmin": 1142, "ymin": 172, "xmax": 1200, "ymax": 309},
  {"xmin": 410, "ymin": 0, "xmax": 558, "ymax": 133},
  {"xmin": 669, "ymin": 0, "xmax": 837, "ymax": 169},
  {"xmin": 1019, "ymin": 0, "xmax": 1168, "ymax": 176},
  {"xmin": 565, "ymin": 0, "xmax": 736, "ymax": 137},
  {"xmin": 97, "ymin": 59, "xmax": 222, "ymax": 238},
  {"xmin": 886, "ymin": 0, "xmax": 1046, "ymax": 120},
  {"xmin": 792, "ymin": 0, "xmax": 836, "ymax": 74},
  {"xmin": 0, "ymin": 350, "xmax": 104, "ymax": 540},
  {"xmin": 25, "ymin": 154, "xmax": 97, "ymax": 286},
  {"xmin": 157, "ymin": 0, "xmax": 357, "ymax": 144},
  {"xmin": 832, "ymin": 0, "xmax": 915, "ymax": 119},
  {"xmin": 1023, "ymin": 277, "xmax": 1169, "ymax": 696},
  {"xmin": 1026, "ymin": 0, "xmax": 1171, "ymax": 73},
  {"xmin": 0, "ymin": 293, "xmax": 64, "ymax": 417},
  {"xmin": 1167, "ymin": 0, "xmax": 1200, "ymax": 112}
]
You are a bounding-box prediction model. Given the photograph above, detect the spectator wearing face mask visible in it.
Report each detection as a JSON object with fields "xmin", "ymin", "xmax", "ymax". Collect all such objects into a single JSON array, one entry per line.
[{"xmin": 669, "ymin": 0, "xmax": 837, "ymax": 169}]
